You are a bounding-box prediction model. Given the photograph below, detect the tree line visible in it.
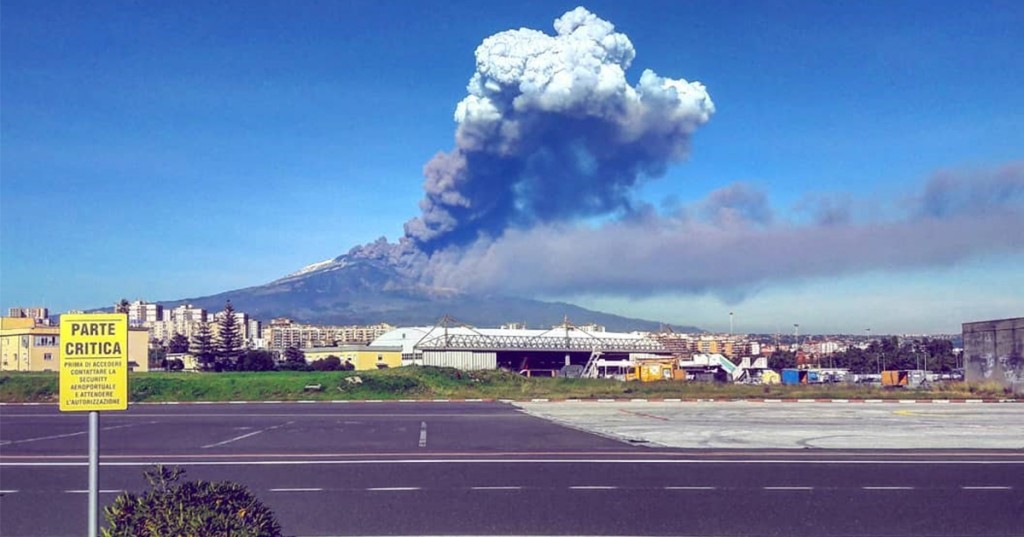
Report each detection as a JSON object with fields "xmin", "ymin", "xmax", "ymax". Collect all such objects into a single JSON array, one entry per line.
[{"xmin": 769, "ymin": 336, "xmax": 961, "ymax": 373}]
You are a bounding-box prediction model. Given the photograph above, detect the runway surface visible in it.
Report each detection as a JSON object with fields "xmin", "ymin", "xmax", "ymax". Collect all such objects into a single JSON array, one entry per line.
[{"xmin": 1, "ymin": 402, "xmax": 1021, "ymax": 536}]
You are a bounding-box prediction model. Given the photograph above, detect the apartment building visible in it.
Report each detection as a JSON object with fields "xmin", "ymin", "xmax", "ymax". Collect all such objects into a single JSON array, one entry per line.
[
  {"xmin": 263, "ymin": 319, "xmax": 395, "ymax": 349},
  {"xmin": 7, "ymin": 307, "xmax": 49, "ymax": 321},
  {"xmin": 127, "ymin": 300, "xmax": 163, "ymax": 327}
]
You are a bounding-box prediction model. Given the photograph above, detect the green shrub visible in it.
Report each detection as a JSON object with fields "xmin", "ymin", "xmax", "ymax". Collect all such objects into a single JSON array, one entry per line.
[{"xmin": 102, "ymin": 465, "xmax": 281, "ymax": 537}]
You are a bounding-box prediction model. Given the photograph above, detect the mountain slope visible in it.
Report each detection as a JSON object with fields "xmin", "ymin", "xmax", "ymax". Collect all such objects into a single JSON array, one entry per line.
[{"xmin": 163, "ymin": 253, "xmax": 699, "ymax": 332}]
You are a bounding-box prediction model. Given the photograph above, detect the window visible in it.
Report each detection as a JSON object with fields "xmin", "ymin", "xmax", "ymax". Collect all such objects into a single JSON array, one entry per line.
[
  {"xmin": 44, "ymin": 353, "xmax": 53, "ymax": 361},
  {"xmin": 34, "ymin": 335, "xmax": 58, "ymax": 347}
]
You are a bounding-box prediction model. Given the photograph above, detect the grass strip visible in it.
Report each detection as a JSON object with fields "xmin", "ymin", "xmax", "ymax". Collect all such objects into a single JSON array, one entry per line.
[{"xmin": 0, "ymin": 367, "xmax": 1017, "ymax": 403}]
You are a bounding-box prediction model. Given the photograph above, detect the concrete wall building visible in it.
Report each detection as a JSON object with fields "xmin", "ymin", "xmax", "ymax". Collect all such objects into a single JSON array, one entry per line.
[{"xmin": 963, "ymin": 317, "xmax": 1024, "ymax": 392}]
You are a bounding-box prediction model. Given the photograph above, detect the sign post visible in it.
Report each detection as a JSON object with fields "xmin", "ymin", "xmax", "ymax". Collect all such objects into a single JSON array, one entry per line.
[{"xmin": 60, "ymin": 313, "xmax": 129, "ymax": 537}]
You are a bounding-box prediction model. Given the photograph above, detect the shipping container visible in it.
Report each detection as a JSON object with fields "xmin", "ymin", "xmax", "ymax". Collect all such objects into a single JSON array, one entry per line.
[
  {"xmin": 882, "ymin": 370, "xmax": 909, "ymax": 387},
  {"xmin": 781, "ymin": 368, "xmax": 804, "ymax": 385}
]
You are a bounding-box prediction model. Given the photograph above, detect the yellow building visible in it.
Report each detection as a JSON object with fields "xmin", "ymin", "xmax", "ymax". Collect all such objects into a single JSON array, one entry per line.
[
  {"xmin": 304, "ymin": 345, "xmax": 403, "ymax": 370},
  {"xmin": 1, "ymin": 317, "xmax": 150, "ymax": 372}
]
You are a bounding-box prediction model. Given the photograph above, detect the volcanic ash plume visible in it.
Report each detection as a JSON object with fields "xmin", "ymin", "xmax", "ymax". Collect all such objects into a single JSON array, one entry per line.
[{"xmin": 403, "ymin": 6, "xmax": 715, "ymax": 251}]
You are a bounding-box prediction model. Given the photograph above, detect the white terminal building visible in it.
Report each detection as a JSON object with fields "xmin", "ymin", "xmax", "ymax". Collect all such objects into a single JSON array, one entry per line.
[{"xmin": 369, "ymin": 322, "xmax": 669, "ymax": 372}]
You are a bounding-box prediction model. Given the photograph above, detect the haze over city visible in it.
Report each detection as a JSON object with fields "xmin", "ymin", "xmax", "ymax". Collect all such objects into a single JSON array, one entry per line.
[{"xmin": 2, "ymin": 0, "xmax": 1022, "ymax": 334}]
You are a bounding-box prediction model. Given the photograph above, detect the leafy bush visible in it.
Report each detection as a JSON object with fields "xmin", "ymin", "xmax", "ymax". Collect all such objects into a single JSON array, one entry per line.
[
  {"xmin": 103, "ymin": 465, "xmax": 281, "ymax": 537},
  {"xmin": 237, "ymin": 350, "xmax": 277, "ymax": 372},
  {"xmin": 311, "ymin": 355, "xmax": 342, "ymax": 371}
]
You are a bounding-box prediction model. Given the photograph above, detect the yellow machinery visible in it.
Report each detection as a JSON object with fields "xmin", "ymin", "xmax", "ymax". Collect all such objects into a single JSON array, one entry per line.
[{"xmin": 626, "ymin": 358, "xmax": 680, "ymax": 382}]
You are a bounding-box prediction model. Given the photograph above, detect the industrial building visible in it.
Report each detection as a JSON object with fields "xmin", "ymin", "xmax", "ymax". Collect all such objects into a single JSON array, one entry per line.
[
  {"xmin": 963, "ymin": 316, "xmax": 1023, "ymax": 393},
  {"xmin": 304, "ymin": 345, "xmax": 403, "ymax": 370},
  {"xmin": 370, "ymin": 321, "xmax": 671, "ymax": 373}
]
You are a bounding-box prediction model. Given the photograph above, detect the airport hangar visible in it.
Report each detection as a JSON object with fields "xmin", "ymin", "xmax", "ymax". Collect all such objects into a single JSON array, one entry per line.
[{"xmin": 369, "ymin": 322, "xmax": 672, "ymax": 373}]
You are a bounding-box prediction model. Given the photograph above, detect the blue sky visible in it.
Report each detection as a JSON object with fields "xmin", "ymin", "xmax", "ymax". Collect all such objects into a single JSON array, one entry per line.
[{"xmin": 2, "ymin": 0, "xmax": 1022, "ymax": 334}]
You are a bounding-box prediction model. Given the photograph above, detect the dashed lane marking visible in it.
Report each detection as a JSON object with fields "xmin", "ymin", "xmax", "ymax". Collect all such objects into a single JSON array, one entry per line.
[
  {"xmin": 764, "ymin": 486, "xmax": 814, "ymax": 490},
  {"xmin": 471, "ymin": 486, "xmax": 522, "ymax": 490},
  {"xmin": 0, "ymin": 423, "xmax": 143, "ymax": 446},
  {"xmin": 961, "ymin": 486, "xmax": 1012, "ymax": 490},
  {"xmin": 269, "ymin": 488, "xmax": 323, "ymax": 492},
  {"xmin": 862, "ymin": 486, "xmax": 915, "ymax": 490},
  {"xmin": 665, "ymin": 486, "xmax": 717, "ymax": 490},
  {"xmin": 202, "ymin": 421, "xmax": 293, "ymax": 449},
  {"xmin": 366, "ymin": 487, "xmax": 420, "ymax": 491},
  {"xmin": 570, "ymin": 486, "xmax": 618, "ymax": 490}
]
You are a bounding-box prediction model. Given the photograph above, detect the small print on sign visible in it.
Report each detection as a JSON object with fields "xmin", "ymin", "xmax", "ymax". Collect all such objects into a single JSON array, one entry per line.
[{"xmin": 59, "ymin": 313, "xmax": 129, "ymax": 412}]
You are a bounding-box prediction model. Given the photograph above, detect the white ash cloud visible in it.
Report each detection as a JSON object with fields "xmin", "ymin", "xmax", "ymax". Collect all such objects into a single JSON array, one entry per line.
[
  {"xmin": 403, "ymin": 6, "xmax": 714, "ymax": 250},
  {"xmin": 337, "ymin": 7, "xmax": 1023, "ymax": 303}
]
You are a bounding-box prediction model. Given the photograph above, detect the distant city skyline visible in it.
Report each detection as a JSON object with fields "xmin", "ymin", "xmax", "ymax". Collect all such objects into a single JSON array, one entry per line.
[{"xmin": 2, "ymin": 1, "xmax": 1021, "ymax": 334}]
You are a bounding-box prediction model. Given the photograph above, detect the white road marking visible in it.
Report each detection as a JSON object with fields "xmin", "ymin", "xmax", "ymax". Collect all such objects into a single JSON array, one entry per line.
[
  {"xmin": 961, "ymin": 486, "xmax": 1012, "ymax": 490},
  {"xmin": 418, "ymin": 421, "xmax": 428, "ymax": 448},
  {"xmin": 570, "ymin": 485, "xmax": 617, "ymax": 490},
  {"xmin": 202, "ymin": 421, "xmax": 293, "ymax": 449},
  {"xmin": 366, "ymin": 487, "xmax": 420, "ymax": 491},
  {"xmin": 269, "ymin": 487, "xmax": 323, "ymax": 492},
  {"xmin": 764, "ymin": 486, "xmax": 814, "ymax": 490},
  {"xmin": 862, "ymin": 486, "xmax": 914, "ymax": 490},
  {"xmin": 471, "ymin": 486, "xmax": 522, "ymax": 490},
  {"xmin": 66, "ymin": 489, "xmax": 122, "ymax": 494},
  {"xmin": 4, "ymin": 458, "xmax": 1024, "ymax": 468},
  {"xmin": 0, "ymin": 490, "xmax": 18, "ymax": 494},
  {"xmin": 0, "ymin": 423, "xmax": 141, "ymax": 446},
  {"xmin": 665, "ymin": 486, "xmax": 717, "ymax": 490}
]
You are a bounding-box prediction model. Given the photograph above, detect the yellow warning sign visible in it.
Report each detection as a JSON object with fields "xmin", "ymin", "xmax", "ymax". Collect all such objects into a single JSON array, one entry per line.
[{"xmin": 60, "ymin": 313, "xmax": 128, "ymax": 412}]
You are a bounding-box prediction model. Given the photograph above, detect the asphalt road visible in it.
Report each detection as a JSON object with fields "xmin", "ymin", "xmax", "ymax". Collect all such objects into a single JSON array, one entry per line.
[{"xmin": 1, "ymin": 402, "xmax": 1022, "ymax": 537}]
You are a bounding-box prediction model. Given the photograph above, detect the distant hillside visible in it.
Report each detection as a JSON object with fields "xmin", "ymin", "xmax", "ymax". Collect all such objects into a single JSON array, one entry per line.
[{"xmin": 161, "ymin": 252, "xmax": 699, "ymax": 332}]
